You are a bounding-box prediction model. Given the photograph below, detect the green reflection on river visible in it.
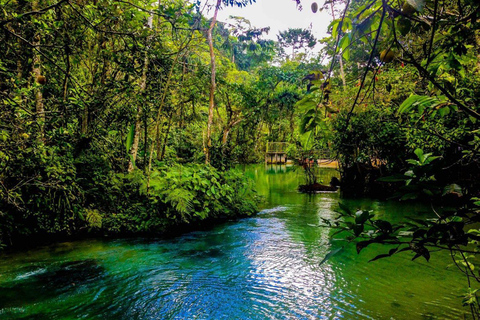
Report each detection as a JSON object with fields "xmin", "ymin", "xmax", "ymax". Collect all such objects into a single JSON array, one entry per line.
[{"xmin": 0, "ymin": 164, "xmax": 472, "ymax": 319}]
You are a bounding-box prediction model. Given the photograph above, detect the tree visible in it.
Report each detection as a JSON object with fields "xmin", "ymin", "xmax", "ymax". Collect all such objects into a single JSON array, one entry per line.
[
  {"xmin": 205, "ymin": 0, "xmax": 256, "ymax": 165},
  {"xmin": 277, "ymin": 28, "xmax": 316, "ymax": 60},
  {"xmin": 303, "ymin": 0, "xmax": 480, "ymax": 316},
  {"xmin": 221, "ymin": 16, "xmax": 274, "ymax": 70}
]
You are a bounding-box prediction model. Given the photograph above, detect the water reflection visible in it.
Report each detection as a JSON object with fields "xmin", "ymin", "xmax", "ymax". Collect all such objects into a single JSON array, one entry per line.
[{"xmin": 0, "ymin": 164, "xmax": 472, "ymax": 319}]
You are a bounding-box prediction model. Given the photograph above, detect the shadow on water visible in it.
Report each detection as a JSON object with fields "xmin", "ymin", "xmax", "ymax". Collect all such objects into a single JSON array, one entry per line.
[{"xmin": 0, "ymin": 259, "xmax": 104, "ymax": 309}]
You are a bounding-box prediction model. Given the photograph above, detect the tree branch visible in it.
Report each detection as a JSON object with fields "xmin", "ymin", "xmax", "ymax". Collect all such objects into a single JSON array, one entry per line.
[
  {"xmin": 0, "ymin": 0, "xmax": 69, "ymax": 27},
  {"xmin": 345, "ymin": 0, "xmax": 386, "ymax": 126}
]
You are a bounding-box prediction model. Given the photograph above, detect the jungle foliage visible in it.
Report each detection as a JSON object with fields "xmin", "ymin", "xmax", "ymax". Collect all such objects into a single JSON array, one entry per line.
[
  {"xmin": 0, "ymin": 0, "xmax": 321, "ymax": 248},
  {"xmin": 301, "ymin": 0, "xmax": 480, "ymax": 317},
  {"xmin": 0, "ymin": 0, "xmax": 332, "ymax": 249},
  {"xmin": 2, "ymin": 0, "xmax": 480, "ymax": 316}
]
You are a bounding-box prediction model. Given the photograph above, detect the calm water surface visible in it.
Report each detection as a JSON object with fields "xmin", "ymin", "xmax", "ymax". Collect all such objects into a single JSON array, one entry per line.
[{"xmin": 0, "ymin": 164, "xmax": 471, "ymax": 319}]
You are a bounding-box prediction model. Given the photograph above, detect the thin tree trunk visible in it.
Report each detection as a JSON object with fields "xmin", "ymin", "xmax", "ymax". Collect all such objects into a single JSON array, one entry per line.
[
  {"xmin": 61, "ymin": 49, "xmax": 70, "ymax": 127},
  {"xmin": 62, "ymin": 51, "xmax": 70, "ymax": 102},
  {"xmin": 145, "ymin": 22, "xmax": 197, "ymax": 190},
  {"xmin": 143, "ymin": 111, "xmax": 148, "ymax": 173},
  {"xmin": 160, "ymin": 109, "xmax": 174, "ymax": 161},
  {"xmin": 205, "ymin": 0, "xmax": 222, "ymax": 165},
  {"xmin": 17, "ymin": 36, "xmax": 22, "ymax": 80},
  {"xmin": 155, "ymin": 118, "xmax": 162, "ymax": 159},
  {"xmin": 32, "ymin": 0, "xmax": 44, "ymax": 138},
  {"xmin": 330, "ymin": 2, "xmax": 346, "ymax": 88},
  {"xmin": 147, "ymin": 54, "xmax": 180, "ymax": 175},
  {"xmin": 128, "ymin": 13, "xmax": 154, "ymax": 172},
  {"xmin": 222, "ymin": 118, "xmax": 242, "ymax": 146},
  {"xmin": 127, "ymin": 54, "xmax": 148, "ymax": 171},
  {"xmin": 62, "ymin": 26, "xmax": 71, "ymax": 128}
]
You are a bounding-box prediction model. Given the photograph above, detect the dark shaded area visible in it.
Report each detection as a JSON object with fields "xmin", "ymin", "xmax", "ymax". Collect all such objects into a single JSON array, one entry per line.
[
  {"xmin": 298, "ymin": 183, "xmax": 337, "ymax": 193},
  {"xmin": 0, "ymin": 259, "xmax": 105, "ymax": 309}
]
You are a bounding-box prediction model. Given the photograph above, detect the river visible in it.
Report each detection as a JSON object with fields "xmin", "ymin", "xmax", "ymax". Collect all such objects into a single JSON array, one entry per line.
[{"xmin": 0, "ymin": 164, "xmax": 471, "ymax": 319}]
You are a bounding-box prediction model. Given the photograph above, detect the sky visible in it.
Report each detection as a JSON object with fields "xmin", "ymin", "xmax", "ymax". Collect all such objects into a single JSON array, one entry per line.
[{"xmin": 200, "ymin": 0, "xmax": 335, "ymax": 53}]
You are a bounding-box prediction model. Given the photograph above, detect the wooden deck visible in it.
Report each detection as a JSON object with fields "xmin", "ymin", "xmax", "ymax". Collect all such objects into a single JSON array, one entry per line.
[
  {"xmin": 265, "ymin": 142, "xmax": 338, "ymax": 167},
  {"xmin": 265, "ymin": 142, "xmax": 289, "ymax": 164}
]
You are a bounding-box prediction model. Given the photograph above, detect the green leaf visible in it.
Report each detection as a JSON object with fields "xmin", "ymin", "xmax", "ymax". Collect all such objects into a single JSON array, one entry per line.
[
  {"xmin": 355, "ymin": 210, "xmax": 370, "ymax": 224},
  {"xmin": 343, "ymin": 48, "xmax": 350, "ymax": 61},
  {"xmin": 414, "ymin": 148, "xmax": 424, "ymax": 162},
  {"xmin": 330, "ymin": 19, "xmax": 341, "ymax": 40},
  {"xmin": 353, "ymin": 224, "xmax": 364, "ymax": 236},
  {"xmin": 299, "ymin": 131, "xmax": 314, "ymax": 151},
  {"xmin": 438, "ymin": 107, "xmax": 450, "ymax": 117},
  {"xmin": 406, "ymin": 0, "xmax": 426, "ymax": 12},
  {"xmin": 369, "ymin": 253, "xmax": 391, "ymax": 262},
  {"xmin": 338, "ymin": 33, "xmax": 351, "ymax": 55},
  {"xmin": 400, "ymin": 192, "xmax": 418, "ymax": 200},
  {"xmin": 398, "ymin": 95, "xmax": 421, "ymax": 114},
  {"xmin": 295, "ymin": 95, "xmax": 317, "ymax": 113},
  {"xmin": 442, "ymin": 184, "xmax": 463, "ymax": 197},
  {"xmin": 125, "ymin": 123, "xmax": 135, "ymax": 154},
  {"xmin": 319, "ymin": 247, "xmax": 343, "ymax": 265},
  {"xmin": 356, "ymin": 240, "xmax": 372, "ymax": 253}
]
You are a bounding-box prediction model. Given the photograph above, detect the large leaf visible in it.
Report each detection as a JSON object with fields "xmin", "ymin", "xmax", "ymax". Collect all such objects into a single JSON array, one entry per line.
[
  {"xmin": 330, "ymin": 19, "xmax": 341, "ymax": 40},
  {"xmin": 299, "ymin": 131, "xmax": 314, "ymax": 151},
  {"xmin": 125, "ymin": 123, "xmax": 135, "ymax": 153},
  {"xmin": 406, "ymin": 0, "xmax": 426, "ymax": 13},
  {"xmin": 295, "ymin": 95, "xmax": 317, "ymax": 113},
  {"xmin": 355, "ymin": 210, "xmax": 370, "ymax": 224},
  {"xmin": 443, "ymin": 184, "xmax": 463, "ymax": 197},
  {"xmin": 319, "ymin": 247, "xmax": 343, "ymax": 265},
  {"xmin": 397, "ymin": 95, "xmax": 450, "ymax": 115},
  {"xmin": 414, "ymin": 148, "xmax": 424, "ymax": 163},
  {"xmin": 339, "ymin": 33, "xmax": 351, "ymax": 60}
]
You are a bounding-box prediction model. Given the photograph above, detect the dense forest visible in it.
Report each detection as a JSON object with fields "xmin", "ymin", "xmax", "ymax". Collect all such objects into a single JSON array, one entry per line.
[
  {"xmin": 1, "ymin": 0, "xmax": 480, "ymax": 315},
  {"xmin": 0, "ymin": 0, "xmax": 329, "ymax": 247}
]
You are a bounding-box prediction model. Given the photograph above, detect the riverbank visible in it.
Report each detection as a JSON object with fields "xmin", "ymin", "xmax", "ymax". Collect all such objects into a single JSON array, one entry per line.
[
  {"xmin": 0, "ymin": 164, "xmax": 258, "ymax": 251},
  {"xmin": 0, "ymin": 164, "xmax": 470, "ymax": 319}
]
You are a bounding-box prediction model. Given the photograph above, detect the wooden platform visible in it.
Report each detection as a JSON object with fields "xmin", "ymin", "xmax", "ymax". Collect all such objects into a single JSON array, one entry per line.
[
  {"xmin": 265, "ymin": 143, "xmax": 338, "ymax": 167},
  {"xmin": 265, "ymin": 142, "xmax": 288, "ymax": 164}
]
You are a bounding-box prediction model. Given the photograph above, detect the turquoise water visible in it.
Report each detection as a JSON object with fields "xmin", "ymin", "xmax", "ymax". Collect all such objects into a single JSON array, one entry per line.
[{"xmin": 0, "ymin": 164, "xmax": 472, "ymax": 319}]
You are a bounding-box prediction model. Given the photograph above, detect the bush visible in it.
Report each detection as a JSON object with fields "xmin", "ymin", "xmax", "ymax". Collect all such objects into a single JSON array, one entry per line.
[{"xmin": 0, "ymin": 146, "xmax": 258, "ymax": 247}]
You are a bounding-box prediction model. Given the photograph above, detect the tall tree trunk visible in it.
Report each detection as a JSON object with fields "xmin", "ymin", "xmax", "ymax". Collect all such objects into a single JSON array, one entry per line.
[
  {"xmin": 128, "ymin": 10, "xmax": 155, "ymax": 172},
  {"xmin": 147, "ymin": 53, "xmax": 180, "ymax": 176},
  {"xmin": 222, "ymin": 118, "xmax": 242, "ymax": 146},
  {"xmin": 32, "ymin": 0, "xmax": 44, "ymax": 138},
  {"xmin": 127, "ymin": 54, "xmax": 148, "ymax": 171},
  {"xmin": 205, "ymin": 0, "xmax": 222, "ymax": 165}
]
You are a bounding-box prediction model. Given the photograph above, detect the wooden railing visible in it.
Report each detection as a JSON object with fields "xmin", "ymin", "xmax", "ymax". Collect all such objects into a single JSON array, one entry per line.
[{"xmin": 266, "ymin": 142, "xmax": 289, "ymax": 154}]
